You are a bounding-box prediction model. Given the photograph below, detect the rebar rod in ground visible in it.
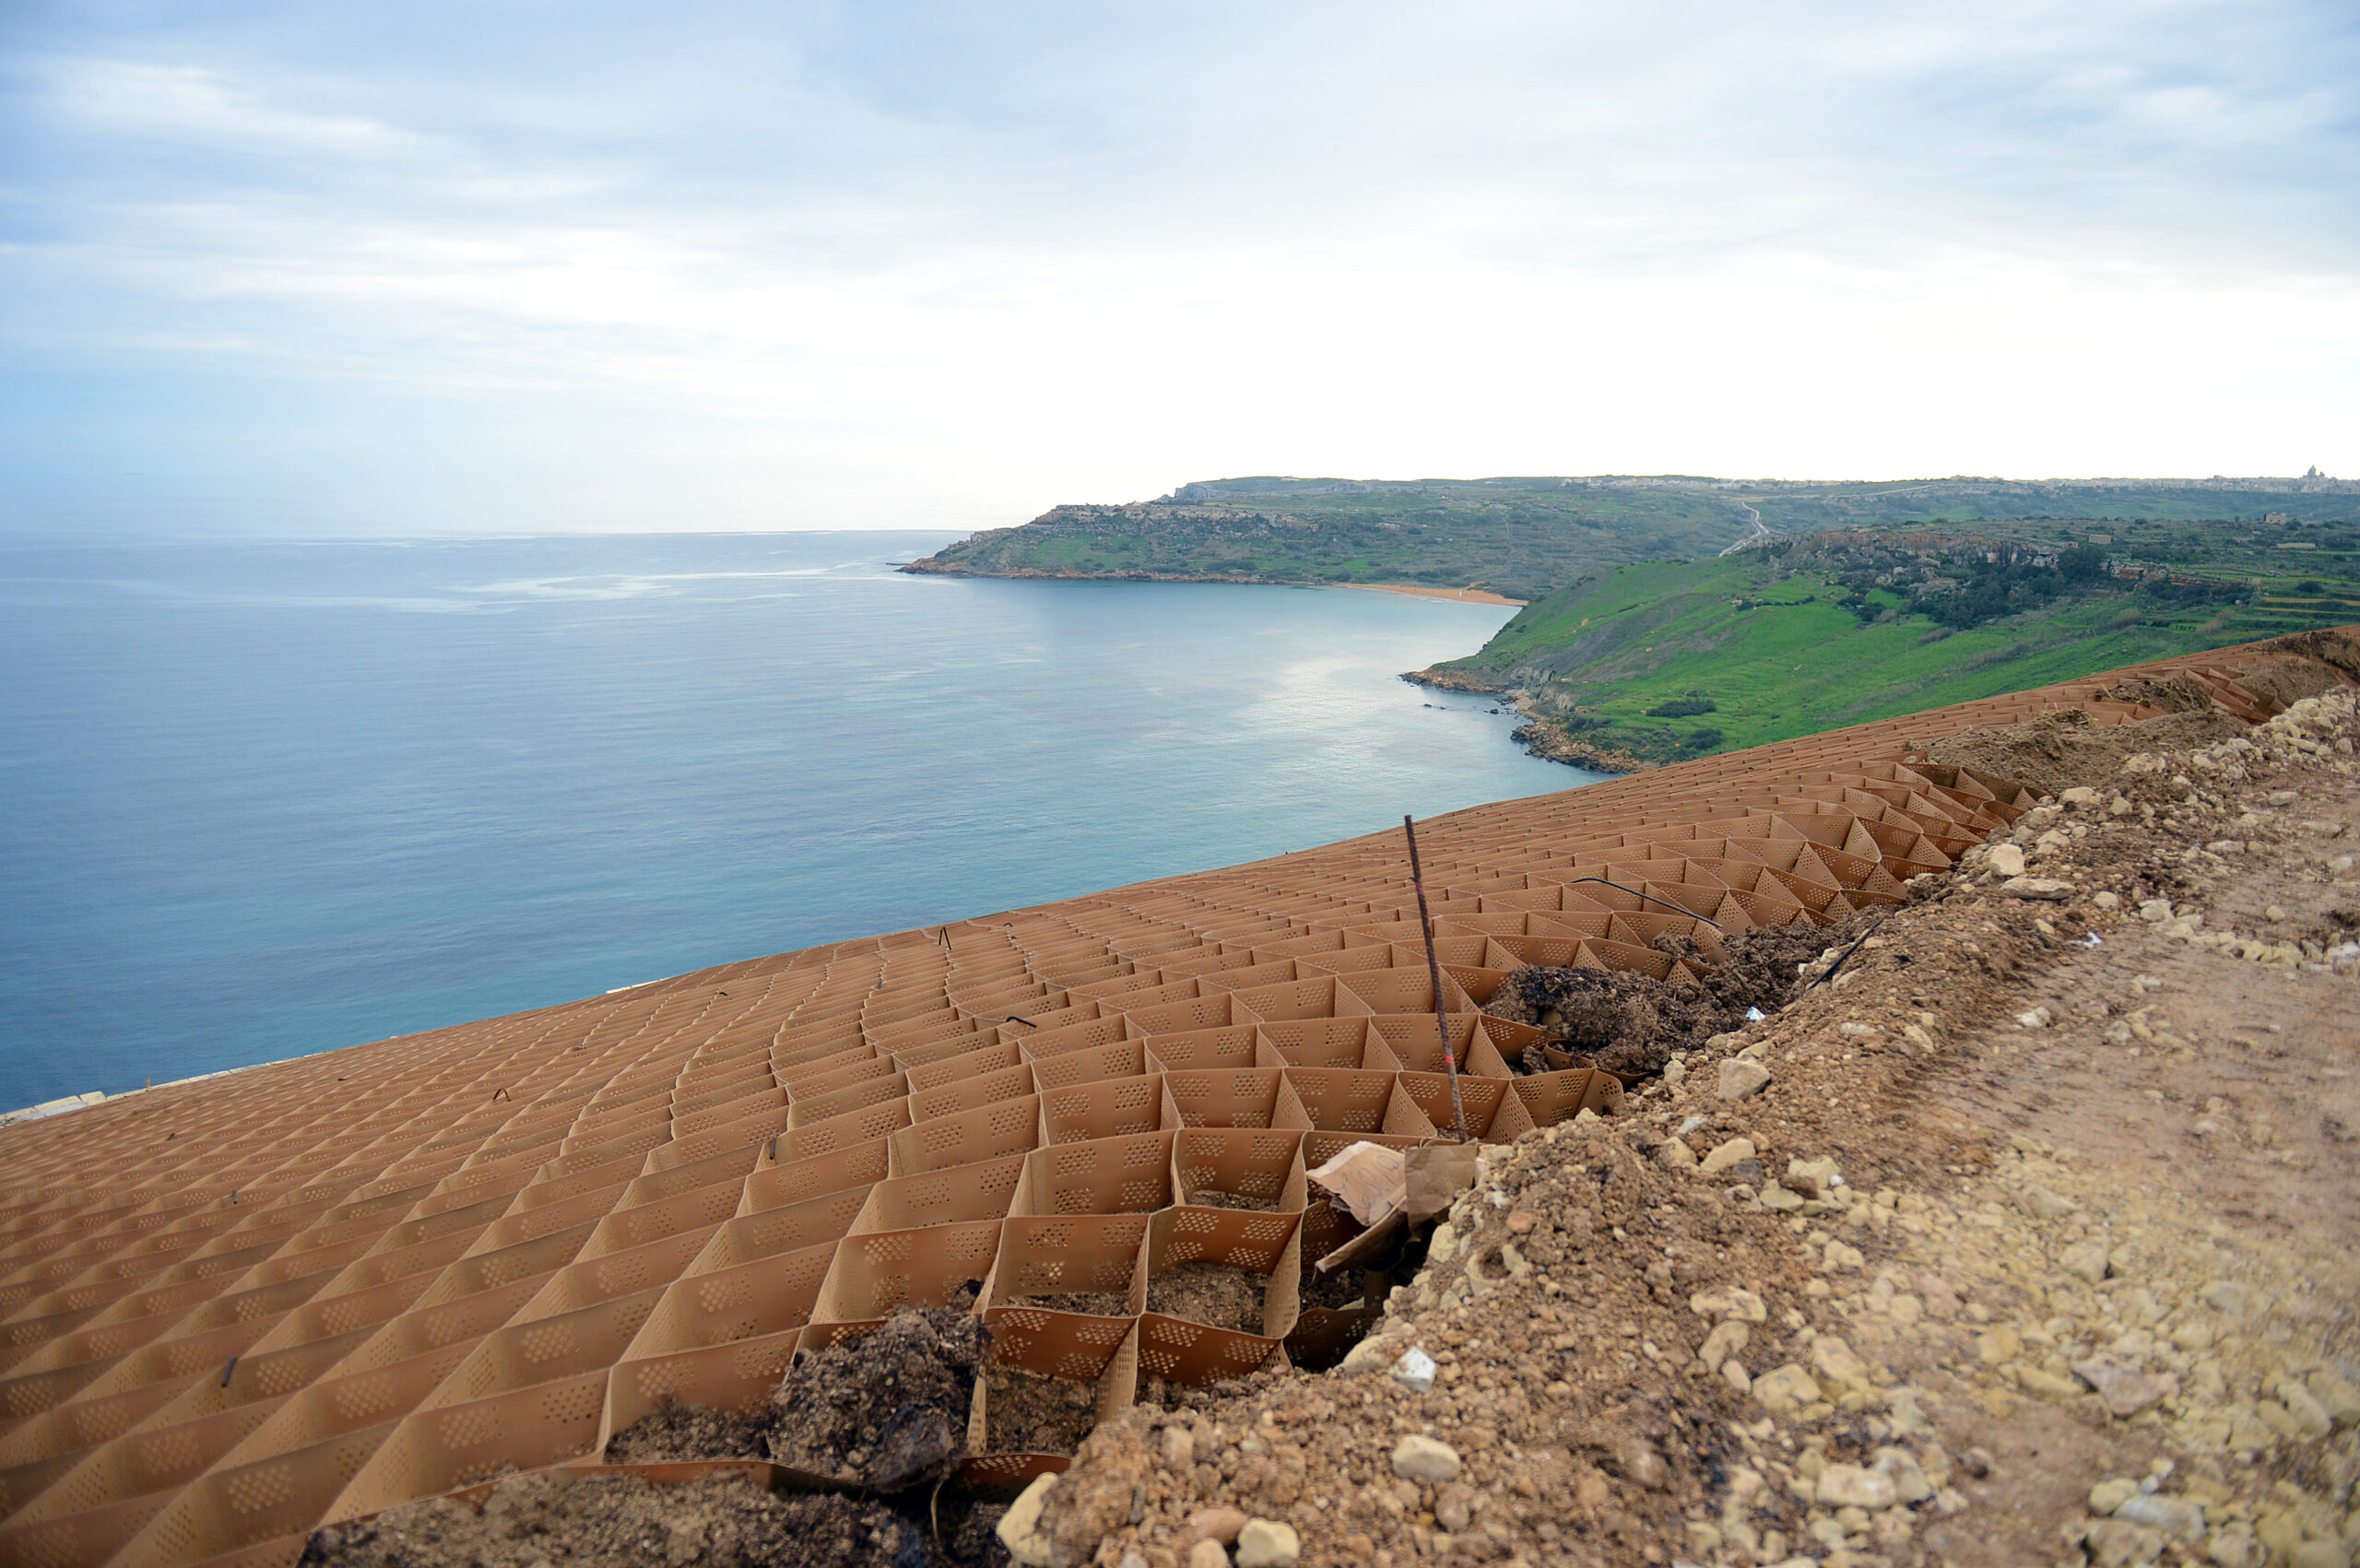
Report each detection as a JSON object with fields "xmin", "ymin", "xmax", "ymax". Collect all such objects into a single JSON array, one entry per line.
[{"xmin": 1403, "ymin": 814, "xmax": 1468, "ymax": 1142}]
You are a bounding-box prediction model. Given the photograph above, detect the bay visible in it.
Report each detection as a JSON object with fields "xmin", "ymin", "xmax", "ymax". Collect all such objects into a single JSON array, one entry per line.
[{"xmin": 0, "ymin": 532, "xmax": 1594, "ymax": 1109}]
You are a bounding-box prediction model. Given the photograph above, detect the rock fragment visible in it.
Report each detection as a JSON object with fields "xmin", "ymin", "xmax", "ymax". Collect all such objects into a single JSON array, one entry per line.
[{"xmin": 1390, "ymin": 1434, "xmax": 1462, "ymax": 1484}]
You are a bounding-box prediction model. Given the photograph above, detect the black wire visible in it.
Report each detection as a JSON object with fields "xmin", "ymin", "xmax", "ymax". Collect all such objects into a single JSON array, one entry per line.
[{"xmin": 1558, "ymin": 877, "xmax": 1722, "ymax": 929}]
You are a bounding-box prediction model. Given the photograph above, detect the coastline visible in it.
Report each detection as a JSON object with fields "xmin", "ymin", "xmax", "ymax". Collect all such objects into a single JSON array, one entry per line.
[
  {"xmin": 1403, "ymin": 664, "xmax": 1652, "ymax": 776},
  {"xmin": 898, "ymin": 560, "xmax": 1524, "ymax": 606},
  {"xmin": 1330, "ymin": 583, "xmax": 1526, "ymax": 606}
]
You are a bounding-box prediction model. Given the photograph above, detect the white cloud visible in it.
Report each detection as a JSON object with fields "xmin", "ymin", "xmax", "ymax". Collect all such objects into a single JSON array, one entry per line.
[{"xmin": 1, "ymin": 1, "xmax": 2354, "ymax": 535}]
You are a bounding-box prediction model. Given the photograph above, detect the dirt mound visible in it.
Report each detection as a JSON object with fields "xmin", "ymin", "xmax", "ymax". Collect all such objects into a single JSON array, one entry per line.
[
  {"xmin": 603, "ymin": 1305, "xmax": 989, "ymax": 1493},
  {"xmin": 1481, "ymin": 919, "xmax": 1847, "ymax": 1076},
  {"xmin": 2231, "ymin": 654, "xmax": 2352, "ymax": 709},
  {"xmin": 1925, "ymin": 705, "xmax": 2244, "ymax": 797},
  {"xmin": 767, "ymin": 1308, "xmax": 991, "ymax": 1491},
  {"xmin": 2101, "ymin": 670, "xmax": 2216, "ymax": 712},
  {"xmin": 985, "ymin": 1363, "xmax": 1097, "ymax": 1456},
  {"xmin": 2248, "ymin": 625, "xmax": 2360, "ymax": 680},
  {"xmin": 1145, "ymin": 1262, "xmax": 1265, "ymax": 1334},
  {"xmin": 299, "ymin": 1471, "xmax": 947, "ymax": 1568}
]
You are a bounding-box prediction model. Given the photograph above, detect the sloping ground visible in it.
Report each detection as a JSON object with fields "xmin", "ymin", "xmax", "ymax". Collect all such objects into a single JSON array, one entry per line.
[{"xmin": 0, "ymin": 632, "xmax": 2352, "ymax": 1568}]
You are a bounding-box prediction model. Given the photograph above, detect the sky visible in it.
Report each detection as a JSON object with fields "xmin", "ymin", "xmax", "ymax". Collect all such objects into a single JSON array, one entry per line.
[{"xmin": 2, "ymin": 1, "xmax": 2355, "ymax": 537}]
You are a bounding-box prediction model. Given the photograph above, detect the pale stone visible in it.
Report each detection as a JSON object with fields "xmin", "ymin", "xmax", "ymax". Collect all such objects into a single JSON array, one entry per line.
[
  {"xmin": 2060, "ymin": 1240, "xmax": 2111, "ymax": 1285},
  {"xmin": 1720, "ymin": 1358, "xmax": 1752, "ymax": 1395},
  {"xmin": 1234, "ymin": 1520, "xmax": 1300, "ymax": 1568},
  {"xmin": 1391, "ymin": 1433, "xmax": 1462, "ymax": 1484},
  {"xmin": 1988, "ymin": 843, "xmax": 2028, "ymax": 877},
  {"xmin": 1752, "ymin": 1362, "xmax": 1821, "ymax": 1415},
  {"xmin": 1699, "ymin": 1319, "xmax": 1750, "ymax": 1368},
  {"xmin": 2003, "ymin": 877, "xmax": 2074, "ymax": 901},
  {"xmin": 1186, "ymin": 1540, "xmax": 1230, "ymax": 1568},
  {"xmin": 1656, "ymin": 1137, "xmax": 1698, "ymax": 1170},
  {"xmin": 2116, "ymin": 1494, "xmax": 2206, "ymax": 1541},
  {"xmin": 2022, "ymin": 1186, "xmax": 2077, "ymax": 1220},
  {"xmin": 2090, "ymin": 1478, "xmax": 2141, "ymax": 1515},
  {"xmin": 997, "ymin": 1474, "xmax": 1059, "ymax": 1567},
  {"xmin": 1811, "ymin": 1337, "xmax": 1868, "ymax": 1387},
  {"xmin": 1817, "ymin": 1463, "xmax": 1897, "ymax": 1510},
  {"xmin": 1719, "ymin": 1059, "xmax": 1772, "ymax": 1101},
  {"xmin": 1701, "ymin": 1137, "xmax": 1758, "ymax": 1173},
  {"xmin": 1690, "ymin": 1285, "xmax": 1768, "ymax": 1322},
  {"xmin": 1336, "ymin": 1335, "xmax": 1400, "ymax": 1377},
  {"xmin": 1786, "ymin": 1157, "xmax": 1841, "ymax": 1197},
  {"xmin": 1187, "ymin": 1507, "xmax": 1249, "ymax": 1545}
]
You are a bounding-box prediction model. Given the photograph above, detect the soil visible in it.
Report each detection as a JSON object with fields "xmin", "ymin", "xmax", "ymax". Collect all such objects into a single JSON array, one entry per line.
[
  {"xmin": 1145, "ymin": 1263, "xmax": 1267, "ymax": 1335},
  {"xmin": 1297, "ymin": 1266, "xmax": 1376, "ymax": 1315},
  {"xmin": 985, "ymin": 1362, "xmax": 1099, "ymax": 1456},
  {"xmin": 1483, "ymin": 918, "xmax": 1846, "ymax": 1077},
  {"xmin": 604, "ymin": 1400, "xmax": 772, "ymax": 1464},
  {"xmin": 299, "ymin": 1471, "xmax": 950, "ymax": 1568},
  {"xmin": 1010, "ymin": 1291, "xmax": 1129, "ymax": 1318},
  {"xmin": 1009, "ymin": 686, "xmax": 2360, "ymax": 1568},
  {"xmin": 1179, "ymin": 1188, "xmax": 1279, "ymax": 1211},
  {"xmin": 1926, "ymin": 705, "xmax": 2243, "ymax": 798},
  {"xmin": 767, "ymin": 1307, "xmax": 991, "ymax": 1492}
]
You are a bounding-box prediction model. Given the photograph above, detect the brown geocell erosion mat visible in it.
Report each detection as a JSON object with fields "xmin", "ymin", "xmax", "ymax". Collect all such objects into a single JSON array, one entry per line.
[{"xmin": 0, "ymin": 631, "xmax": 2347, "ymax": 1568}]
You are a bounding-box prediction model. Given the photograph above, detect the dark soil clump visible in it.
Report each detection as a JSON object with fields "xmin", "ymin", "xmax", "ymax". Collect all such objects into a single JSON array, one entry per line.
[
  {"xmin": 1484, "ymin": 918, "xmax": 1847, "ymax": 1076},
  {"xmin": 1297, "ymin": 1265, "xmax": 1374, "ymax": 1314},
  {"xmin": 767, "ymin": 1307, "xmax": 990, "ymax": 1491},
  {"xmin": 984, "ymin": 1362, "xmax": 1097, "ymax": 1455},
  {"xmin": 604, "ymin": 1400, "xmax": 771, "ymax": 1463},
  {"xmin": 1009, "ymin": 1291, "xmax": 1128, "ymax": 1317},
  {"xmin": 1178, "ymin": 1188, "xmax": 1278, "ymax": 1211},
  {"xmin": 299, "ymin": 1471, "xmax": 948, "ymax": 1568},
  {"xmin": 1145, "ymin": 1262, "xmax": 1266, "ymax": 1334}
]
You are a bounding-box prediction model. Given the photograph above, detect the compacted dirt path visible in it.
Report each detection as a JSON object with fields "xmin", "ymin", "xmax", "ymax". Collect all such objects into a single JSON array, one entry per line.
[{"xmin": 1014, "ymin": 690, "xmax": 2360, "ymax": 1568}]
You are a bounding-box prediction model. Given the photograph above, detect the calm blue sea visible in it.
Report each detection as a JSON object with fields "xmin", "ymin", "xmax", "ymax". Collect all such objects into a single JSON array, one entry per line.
[{"xmin": 0, "ymin": 533, "xmax": 1594, "ymax": 1110}]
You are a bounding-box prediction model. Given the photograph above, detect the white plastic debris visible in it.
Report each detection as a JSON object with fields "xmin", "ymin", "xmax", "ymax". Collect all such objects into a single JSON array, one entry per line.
[
  {"xmin": 1307, "ymin": 1140, "xmax": 1406, "ymax": 1227},
  {"xmin": 2083, "ymin": 934, "xmax": 2103, "ymax": 948},
  {"xmin": 1391, "ymin": 1346, "xmax": 1438, "ymax": 1393},
  {"xmin": 1745, "ymin": 1006, "xmax": 1766, "ymax": 1021}
]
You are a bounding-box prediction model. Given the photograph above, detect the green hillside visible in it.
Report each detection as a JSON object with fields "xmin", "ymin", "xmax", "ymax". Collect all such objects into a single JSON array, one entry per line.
[
  {"xmin": 1420, "ymin": 522, "xmax": 2360, "ymax": 764},
  {"xmin": 903, "ymin": 475, "xmax": 2358, "ymax": 602}
]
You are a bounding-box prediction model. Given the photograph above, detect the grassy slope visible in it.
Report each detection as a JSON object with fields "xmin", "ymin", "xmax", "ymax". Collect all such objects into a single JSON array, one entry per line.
[
  {"xmin": 1435, "ymin": 547, "xmax": 2360, "ymax": 761},
  {"xmin": 908, "ymin": 477, "xmax": 2360, "ymax": 602}
]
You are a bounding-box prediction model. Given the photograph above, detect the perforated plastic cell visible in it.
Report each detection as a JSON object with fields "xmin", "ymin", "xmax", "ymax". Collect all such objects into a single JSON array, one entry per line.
[
  {"xmin": 222, "ymin": 1463, "xmax": 293, "ymax": 1515},
  {"xmin": 515, "ymin": 1323, "xmax": 577, "ymax": 1366}
]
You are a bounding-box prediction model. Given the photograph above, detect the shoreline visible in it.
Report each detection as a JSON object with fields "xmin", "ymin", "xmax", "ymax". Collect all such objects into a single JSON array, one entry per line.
[
  {"xmin": 1330, "ymin": 582, "xmax": 1526, "ymax": 606},
  {"xmin": 1403, "ymin": 664, "xmax": 1652, "ymax": 775},
  {"xmin": 899, "ymin": 560, "xmax": 1526, "ymax": 605}
]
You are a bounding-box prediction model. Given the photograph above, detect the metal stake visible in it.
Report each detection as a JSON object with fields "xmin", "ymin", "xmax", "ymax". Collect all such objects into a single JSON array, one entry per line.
[{"xmin": 1403, "ymin": 815, "xmax": 1469, "ymax": 1142}]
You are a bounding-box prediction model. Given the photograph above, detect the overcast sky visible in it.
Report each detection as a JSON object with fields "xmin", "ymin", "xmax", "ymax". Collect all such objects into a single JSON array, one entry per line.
[{"xmin": 2, "ymin": 1, "xmax": 2354, "ymax": 536}]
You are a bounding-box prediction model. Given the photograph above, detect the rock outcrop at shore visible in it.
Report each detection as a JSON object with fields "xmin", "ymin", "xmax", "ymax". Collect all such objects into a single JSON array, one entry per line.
[{"xmin": 1402, "ymin": 666, "xmax": 1655, "ymax": 775}]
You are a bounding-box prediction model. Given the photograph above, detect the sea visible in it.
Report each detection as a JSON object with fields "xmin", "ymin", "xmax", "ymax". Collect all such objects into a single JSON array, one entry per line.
[{"xmin": 0, "ymin": 532, "xmax": 1598, "ymax": 1112}]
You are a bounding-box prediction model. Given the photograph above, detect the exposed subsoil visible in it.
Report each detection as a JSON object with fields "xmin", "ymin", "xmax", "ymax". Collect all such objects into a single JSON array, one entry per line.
[
  {"xmin": 1182, "ymin": 1189, "xmax": 1281, "ymax": 1211},
  {"xmin": 1011, "ymin": 1291, "xmax": 1129, "ymax": 1318},
  {"xmin": 1147, "ymin": 1263, "xmax": 1268, "ymax": 1335},
  {"xmin": 986, "ymin": 1362, "xmax": 1099, "ymax": 1456},
  {"xmin": 1485, "ymin": 920, "xmax": 1847, "ymax": 1077},
  {"xmin": 767, "ymin": 1307, "xmax": 992, "ymax": 1491},
  {"xmin": 603, "ymin": 1401, "xmax": 772, "ymax": 1465},
  {"xmin": 299, "ymin": 1472, "xmax": 951, "ymax": 1568},
  {"xmin": 602, "ymin": 1304, "xmax": 991, "ymax": 1496},
  {"xmin": 1009, "ymin": 684, "xmax": 2360, "ymax": 1568}
]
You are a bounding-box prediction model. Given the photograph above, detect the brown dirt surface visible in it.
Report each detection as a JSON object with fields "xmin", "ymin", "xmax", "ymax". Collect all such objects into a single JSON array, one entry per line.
[
  {"xmin": 1009, "ymin": 686, "xmax": 2360, "ymax": 1568},
  {"xmin": 1483, "ymin": 919, "xmax": 1847, "ymax": 1076},
  {"xmin": 767, "ymin": 1306, "xmax": 991, "ymax": 1491},
  {"xmin": 1298, "ymin": 1266, "xmax": 1375, "ymax": 1315},
  {"xmin": 1926, "ymin": 705, "xmax": 2243, "ymax": 797},
  {"xmin": 604, "ymin": 1400, "xmax": 772, "ymax": 1463},
  {"xmin": 299, "ymin": 1471, "xmax": 948, "ymax": 1568},
  {"xmin": 1180, "ymin": 1188, "xmax": 1280, "ymax": 1211},
  {"xmin": 1146, "ymin": 1262, "xmax": 1267, "ymax": 1334},
  {"xmin": 1012, "ymin": 1291, "xmax": 1129, "ymax": 1317},
  {"xmin": 2102, "ymin": 670, "xmax": 2219, "ymax": 713},
  {"xmin": 985, "ymin": 1362, "xmax": 1099, "ymax": 1456}
]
